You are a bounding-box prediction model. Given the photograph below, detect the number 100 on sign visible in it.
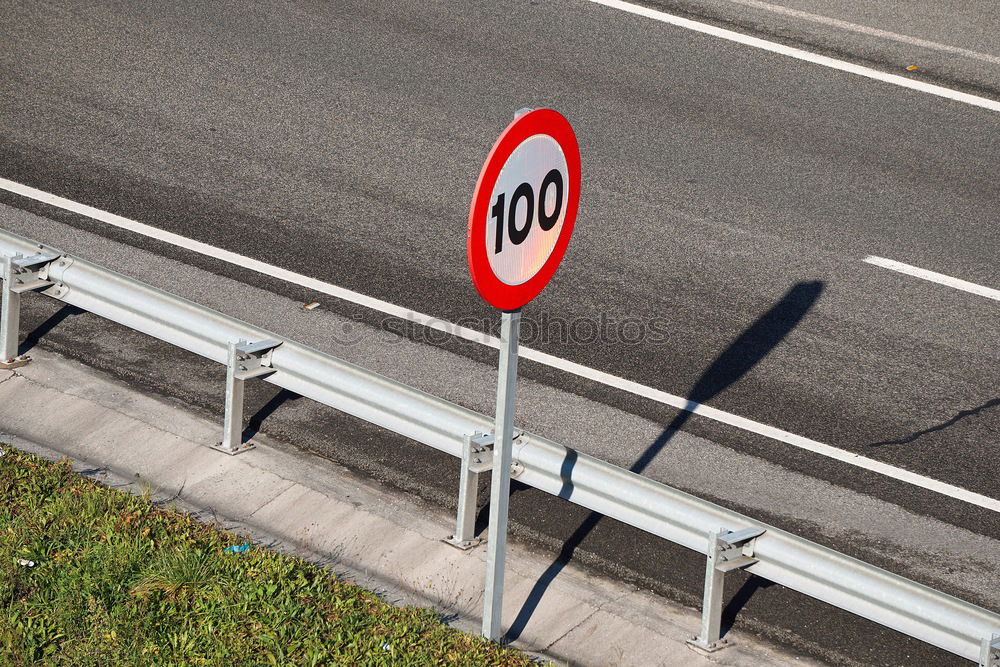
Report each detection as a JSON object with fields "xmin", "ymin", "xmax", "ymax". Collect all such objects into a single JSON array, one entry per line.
[
  {"xmin": 487, "ymin": 136, "xmax": 568, "ymax": 286},
  {"xmin": 467, "ymin": 108, "xmax": 580, "ymax": 311}
]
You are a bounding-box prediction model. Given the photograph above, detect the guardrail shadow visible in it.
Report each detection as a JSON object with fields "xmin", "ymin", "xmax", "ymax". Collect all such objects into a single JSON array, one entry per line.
[
  {"xmin": 504, "ymin": 280, "xmax": 824, "ymax": 642},
  {"xmin": 722, "ymin": 575, "xmax": 774, "ymax": 636},
  {"xmin": 243, "ymin": 389, "xmax": 301, "ymax": 441},
  {"xmin": 18, "ymin": 305, "xmax": 85, "ymax": 356}
]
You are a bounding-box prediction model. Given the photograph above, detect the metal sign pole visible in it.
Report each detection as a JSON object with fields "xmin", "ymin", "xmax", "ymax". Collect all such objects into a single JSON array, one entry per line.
[{"xmin": 482, "ymin": 308, "xmax": 521, "ymax": 642}]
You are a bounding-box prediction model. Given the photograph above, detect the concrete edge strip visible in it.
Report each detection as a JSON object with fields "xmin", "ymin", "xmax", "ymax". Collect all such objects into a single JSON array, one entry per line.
[{"xmin": 0, "ymin": 416, "xmax": 787, "ymax": 665}]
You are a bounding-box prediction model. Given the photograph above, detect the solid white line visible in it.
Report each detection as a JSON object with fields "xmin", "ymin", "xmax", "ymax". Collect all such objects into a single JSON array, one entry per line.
[
  {"xmin": 584, "ymin": 0, "xmax": 1000, "ymax": 113},
  {"xmin": 524, "ymin": 347, "xmax": 1000, "ymax": 512},
  {"xmin": 865, "ymin": 256, "xmax": 1000, "ymax": 301},
  {"xmin": 2, "ymin": 176, "xmax": 998, "ymax": 513},
  {"xmin": 723, "ymin": 0, "xmax": 1000, "ymax": 65}
]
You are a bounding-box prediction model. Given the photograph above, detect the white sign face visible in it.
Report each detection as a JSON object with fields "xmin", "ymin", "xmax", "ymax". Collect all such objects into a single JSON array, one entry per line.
[{"xmin": 485, "ymin": 134, "xmax": 569, "ymax": 286}]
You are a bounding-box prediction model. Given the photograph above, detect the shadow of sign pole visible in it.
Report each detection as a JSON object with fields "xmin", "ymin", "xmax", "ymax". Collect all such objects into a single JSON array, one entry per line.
[{"xmin": 504, "ymin": 280, "xmax": 824, "ymax": 642}]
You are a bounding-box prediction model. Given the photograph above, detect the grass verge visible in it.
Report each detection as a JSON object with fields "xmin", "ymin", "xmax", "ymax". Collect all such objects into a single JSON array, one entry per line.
[{"xmin": 0, "ymin": 448, "xmax": 532, "ymax": 666}]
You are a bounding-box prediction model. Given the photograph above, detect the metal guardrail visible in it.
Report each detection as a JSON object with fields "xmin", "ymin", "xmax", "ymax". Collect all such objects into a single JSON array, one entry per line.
[{"xmin": 1, "ymin": 228, "xmax": 998, "ymax": 665}]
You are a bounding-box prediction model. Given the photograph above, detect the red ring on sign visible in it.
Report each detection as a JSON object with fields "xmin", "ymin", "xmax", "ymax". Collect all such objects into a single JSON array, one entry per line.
[{"xmin": 467, "ymin": 109, "xmax": 581, "ymax": 311}]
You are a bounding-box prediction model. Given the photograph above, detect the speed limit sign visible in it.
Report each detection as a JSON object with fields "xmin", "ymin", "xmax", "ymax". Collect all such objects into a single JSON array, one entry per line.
[
  {"xmin": 466, "ymin": 109, "xmax": 581, "ymax": 643},
  {"xmin": 467, "ymin": 108, "xmax": 581, "ymax": 311}
]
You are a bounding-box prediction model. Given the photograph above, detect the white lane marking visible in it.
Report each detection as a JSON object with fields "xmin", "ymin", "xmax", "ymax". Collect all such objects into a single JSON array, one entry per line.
[
  {"xmin": 865, "ymin": 256, "xmax": 1000, "ymax": 301},
  {"xmin": 723, "ymin": 0, "xmax": 1000, "ymax": 65},
  {"xmin": 2, "ymin": 175, "xmax": 998, "ymax": 513},
  {"xmin": 584, "ymin": 0, "xmax": 1000, "ymax": 113},
  {"xmin": 525, "ymin": 349, "xmax": 1000, "ymax": 513}
]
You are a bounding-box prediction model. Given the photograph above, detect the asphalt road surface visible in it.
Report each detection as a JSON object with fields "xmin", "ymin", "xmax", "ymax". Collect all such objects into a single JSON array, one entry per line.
[{"xmin": 1, "ymin": 1, "xmax": 997, "ymax": 665}]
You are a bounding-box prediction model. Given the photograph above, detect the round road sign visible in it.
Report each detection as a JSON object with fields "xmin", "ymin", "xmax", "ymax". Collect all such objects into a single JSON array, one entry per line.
[{"xmin": 467, "ymin": 109, "xmax": 580, "ymax": 311}]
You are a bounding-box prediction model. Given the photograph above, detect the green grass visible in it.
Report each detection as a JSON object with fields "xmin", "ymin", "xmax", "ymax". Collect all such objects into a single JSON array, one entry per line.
[{"xmin": 0, "ymin": 449, "xmax": 532, "ymax": 666}]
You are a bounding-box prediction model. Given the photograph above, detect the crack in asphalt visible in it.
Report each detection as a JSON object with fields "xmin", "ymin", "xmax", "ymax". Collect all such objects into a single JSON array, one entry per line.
[
  {"xmin": 0, "ymin": 370, "xmax": 23, "ymax": 386},
  {"xmin": 870, "ymin": 397, "xmax": 1000, "ymax": 447}
]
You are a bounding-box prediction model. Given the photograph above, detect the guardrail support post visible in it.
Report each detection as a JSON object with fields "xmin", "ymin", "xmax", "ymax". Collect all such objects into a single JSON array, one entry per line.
[
  {"xmin": 688, "ymin": 527, "xmax": 765, "ymax": 653},
  {"xmin": 691, "ymin": 530, "xmax": 727, "ymax": 652},
  {"xmin": 982, "ymin": 634, "xmax": 1000, "ymax": 667},
  {"xmin": 445, "ymin": 432, "xmax": 494, "ymax": 549},
  {"xmin": 1, "ymin": 252, "xmax": 61, "ymax": 369},
  {"xmin": 212, "ymin": 339, "xmax": 282, "ymax": 455},
  {"xmin": 0, "ymin": 257, "xmax": 22, "ymax": 365},
  {"xmin": 219, "ymin": 341, "xmax": 248, "ymax": 454}
]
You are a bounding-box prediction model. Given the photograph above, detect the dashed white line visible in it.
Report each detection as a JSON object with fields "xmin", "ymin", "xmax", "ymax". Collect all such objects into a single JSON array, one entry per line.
[
  {"xmin": 1, "ymin": 176, "xmax": 998, "ymax": 513},
  {"xmin": 584, "ymin": 0, "xmax": 1000, "ymax": 112},
  {"xmin": 865, "ymin": 256, "xmax": 1000, "ymax": 301},
  {"xmin": 722, "ymin": 0, "xmax": 1000, "ymax": 65}
]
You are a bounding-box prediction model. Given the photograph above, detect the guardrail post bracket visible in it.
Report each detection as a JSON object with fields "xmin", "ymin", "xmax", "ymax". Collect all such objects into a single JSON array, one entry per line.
[
  {"xmin": 982, "ymin": 634, "xmax": 1000, "ymax": 667},
  {"xmin": 445, "ymin": 432, "xmax": 494, "ymax": 549},
  {"xmin": 1, "ymin": 252, "xmax": 62, "ymax": 368},
  {"xmin": 212, "ymin": 339, "xmax": 282, "ymax": 455},
  {"xmin": 688, "ymin": 527, "xmax": 766, "ymax": 653}
]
